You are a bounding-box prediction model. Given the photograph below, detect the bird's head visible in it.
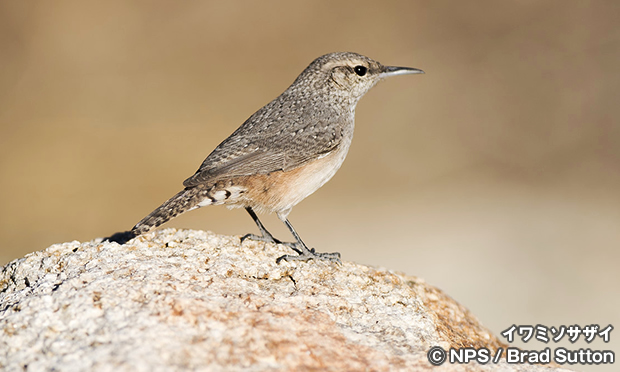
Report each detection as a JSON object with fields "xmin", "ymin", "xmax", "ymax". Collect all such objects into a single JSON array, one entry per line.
[{"xmin": 293, "ymin": 52, "xmax": 423, "ymax": 101}]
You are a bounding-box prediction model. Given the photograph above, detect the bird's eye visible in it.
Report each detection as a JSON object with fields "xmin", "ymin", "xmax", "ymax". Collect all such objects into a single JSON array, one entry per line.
[{"xmin": 354, "ymin": 65, "xmax": 367, "ymax": 76}]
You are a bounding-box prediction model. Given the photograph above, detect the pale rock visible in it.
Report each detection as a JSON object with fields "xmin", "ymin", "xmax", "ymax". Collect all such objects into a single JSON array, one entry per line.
[{"xmin": 0, "ymin": 229, "xmax": 572, "ymax": 371}]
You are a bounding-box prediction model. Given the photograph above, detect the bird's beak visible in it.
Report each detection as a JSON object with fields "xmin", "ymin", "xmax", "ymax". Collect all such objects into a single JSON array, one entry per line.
[{"xmin": 380, "ymin": 66, "xmax": 425, "ymax": 78}]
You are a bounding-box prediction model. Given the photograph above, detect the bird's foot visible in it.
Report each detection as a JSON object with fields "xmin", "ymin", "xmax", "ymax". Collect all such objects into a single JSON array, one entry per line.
[
  {"xmin": 241, "ymin": 233, "xmax": 301, "ymax": 254},
  {"xmin": 276, "ymin": 245, "xmax": 342, "ymax": 264}
]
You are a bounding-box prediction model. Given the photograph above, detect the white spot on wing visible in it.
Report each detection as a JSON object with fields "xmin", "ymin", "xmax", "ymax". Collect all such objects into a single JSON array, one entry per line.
[{"xmin": 316, "ymin": 151, "xmax": 332, "ymax": 160}]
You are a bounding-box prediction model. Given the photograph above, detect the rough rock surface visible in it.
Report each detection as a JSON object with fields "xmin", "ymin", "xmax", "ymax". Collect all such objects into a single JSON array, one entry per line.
[{"xmin": 0, "ymin": 229, "xmax": 571, "ymax": 371}]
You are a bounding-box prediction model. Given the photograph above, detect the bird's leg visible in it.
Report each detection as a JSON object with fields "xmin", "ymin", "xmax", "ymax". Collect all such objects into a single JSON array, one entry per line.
[
  {"xmin": 275, "ymin": 217, "xmax": 341, "ymax": 264},
  {"xmin": 241, "ymin": 207, "xmax": 300, "ymax": 253}
]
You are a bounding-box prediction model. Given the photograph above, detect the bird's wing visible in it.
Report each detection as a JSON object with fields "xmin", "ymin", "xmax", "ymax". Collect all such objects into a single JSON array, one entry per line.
[
  {"xmin": 182, "ymin": 130, "xmax": 340, "ymax": 188},
  {"xmin": 183, "ymin": 94, "xmax": 346, "ymax": 188},
  {"xmin": 183, "ymin": 149, "xmax": 283, "ymax": 187}
]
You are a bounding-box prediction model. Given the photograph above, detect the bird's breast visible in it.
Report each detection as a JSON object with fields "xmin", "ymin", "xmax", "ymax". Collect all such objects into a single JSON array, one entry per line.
[{"xmin": 220, "ymin": 133, "xmax": 352, "ymax": 215}]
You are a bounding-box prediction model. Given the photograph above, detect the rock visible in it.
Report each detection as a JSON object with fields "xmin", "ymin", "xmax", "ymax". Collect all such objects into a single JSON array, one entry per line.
[{"xmin": 0, "ymin": 229, "xmax": 572, "ymax": 371}]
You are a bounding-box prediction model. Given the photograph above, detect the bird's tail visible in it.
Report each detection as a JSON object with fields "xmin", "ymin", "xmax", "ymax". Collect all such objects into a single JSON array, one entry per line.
[
  {"xmin": 132, "ymin": 186, "xmax": 207, "ymax": 235},
  {"xmin": 105, "ymin": 186, "xmax": 208, "ymax": 244}
]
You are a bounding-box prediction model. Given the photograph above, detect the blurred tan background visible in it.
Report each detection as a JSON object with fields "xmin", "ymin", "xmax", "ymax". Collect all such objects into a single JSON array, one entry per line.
[{"xmin": 1, "ymin": 1, "xmax": 618, "ymax": 369}]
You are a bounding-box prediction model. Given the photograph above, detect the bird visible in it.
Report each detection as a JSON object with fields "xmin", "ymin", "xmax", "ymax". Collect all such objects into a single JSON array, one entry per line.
[{"xmin": 105, "ymin": 52, "xmax": 423, "ymax": 263}]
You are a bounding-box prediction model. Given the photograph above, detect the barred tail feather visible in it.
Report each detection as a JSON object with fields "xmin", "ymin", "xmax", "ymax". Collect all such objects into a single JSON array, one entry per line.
[
  {"xmin": 132, "ymin": 187, "xmax": 207, "ymax": 236},
  {"xmin": 104, "ymin": 185, "xmax": 215, "ymax": 245}
]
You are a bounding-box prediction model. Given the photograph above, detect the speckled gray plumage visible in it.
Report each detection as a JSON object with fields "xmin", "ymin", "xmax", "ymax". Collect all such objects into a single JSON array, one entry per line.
[{"xmin": 184, "ymin": 52, "xmax": 378, "ymax": 187}]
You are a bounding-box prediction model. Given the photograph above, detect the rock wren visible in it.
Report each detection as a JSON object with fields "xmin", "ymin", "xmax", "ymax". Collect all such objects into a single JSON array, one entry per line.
[{"xmin": 106, "ymin": 52, "xmax": 423, "ymax": 263}]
